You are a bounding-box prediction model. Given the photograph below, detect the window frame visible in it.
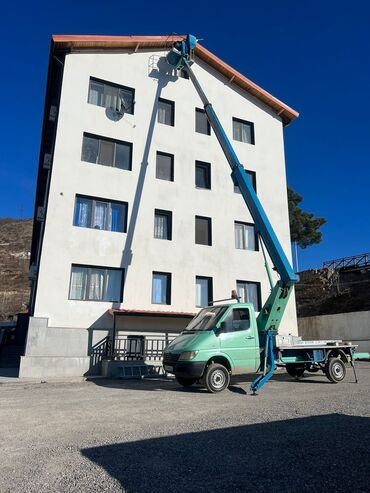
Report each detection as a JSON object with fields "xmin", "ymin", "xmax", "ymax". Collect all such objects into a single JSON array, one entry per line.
[
  {"xmin": 195, "ymin": 215, "xmax": 212, "ymax": 246},
  {"xmin": 234, "ymin": 221, "xmax": 259, "ymax": 251},
  {"xmin": 234, "ymin": 169, "xmax": 257, "ymax": 194},
  {"xmin": 88, "ymin": 77, "xmax": 135, "ymax": 115},
  {"xmin": 81, "ymin": 132, "xmax": 133, "ymax": 171},
  {"xmin": 236, "ymin": 280, "xmax": 261, "ymax": 311},
  {"xmin": 195, "ymin": 161, "xmax": 211, "ymax": 190},
  {"xmin": 195, "ymin": 108, "xmax": 211, "ymax": 135},
  {"xmin": 68, "ymin": 264, "xmax": 124, "ymax": 302},
  {"xmin": 154, "ymin": 209, "xmax": 172, "ymax": 241},
  {"xmin": 157, "ymin": 98, "xmax": 175, "ymax": 127},
  {"xmin": 73, "ymin": 194, "xmax": 128, "ymax": 233},
  {"xmin": 156, "ymin": 151, "xmax": 174, "ymax": 182},
  {"xmin": 232, "ymin": 117, "xmax": 255, "ymax": 145},
  {"xmin": 152, "ymin": 271, "xmax": 172, "ymax": 305},
  {"xmin": 195, "ymin": 276, "xmax": 213, "ymax": 308}
]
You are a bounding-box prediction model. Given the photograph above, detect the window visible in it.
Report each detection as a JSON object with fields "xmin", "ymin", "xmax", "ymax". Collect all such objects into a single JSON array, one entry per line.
[
  {"xmin": 234, "ymin": 222, "xmax": 257, "ymax": 251},
  {"xmin": 156, "ymin": 152, "xmax": 174, "ymax": 181},
  {"xmin": 195, "ymin": 216, "xmax": 212, "ymax": 246},
  {"xmin": 196, "ymin": 276, "xmax": 213, "ymax": 308},
  {"xmin": 152, "ymin": 272, "xmax": 171, "ymax": 304},
  {"xmin": 154, "ymin": 209, "xmax": 172, "ymax": 240},
  {"xmin": 69, "ymin": 265, "xmax": 123, "ymax": 302},
  {"xmin": 195, "ymin": 161, "xmax": 211, "ymax": 189},
  {"xmin": 223, "ymin": 308, "xmax": 251, "ymax": 332},
  {"xmin": 158, "ymin": 98, "xmax": 174, "ymax": 126},
  {"xmin": 73, "ymin": 195, "xmax": 127, "ymax": 233},
  {"xmin": 195, "ymin": 108, "xmax": 211, "ymax": 135},
  {"xmin": 232, "ymin": 118, "xmax": 255, "ymax": 144},
  {"xmin": 81, "ymin": 133, "xmax": 132, "ymax": 170},
  {"xmin": 234, "ymin": 169, "xmax": 256, "ymax": 194},
  {"xmin": 236, "ymin": 281, "xmax": 261, "ymax": 311},
  {"xmin": 88, "ymin": 77, "xmax": 135, "ymax": 114}
]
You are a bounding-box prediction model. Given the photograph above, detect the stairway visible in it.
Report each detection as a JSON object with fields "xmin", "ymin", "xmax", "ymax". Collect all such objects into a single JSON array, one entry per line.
[{"xmin": 0, "ymin": 345, "xmax": 23, "ymax": 368}]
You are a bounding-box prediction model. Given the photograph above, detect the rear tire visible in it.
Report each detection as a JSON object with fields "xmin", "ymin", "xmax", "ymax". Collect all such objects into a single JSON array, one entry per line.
[
  {"xmin": 325, "ymin": 358, "xmax": 346, "ymax": 383},
  {"xmin": 203, "ymin": 363, "xmax": 230, "ymax": 393},
  {"xmin": 176, "ymin": 376, "xmax": 197, "ymax": 387},
  {"xmin": 286, "ymin": 364, "xmax": 305, "ymax": 379}
]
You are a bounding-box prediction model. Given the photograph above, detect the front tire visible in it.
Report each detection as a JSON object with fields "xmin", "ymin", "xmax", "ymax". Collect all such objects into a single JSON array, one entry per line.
[
  {"xmin": 325, "ymin": 358, "xmax": 346, "ymax": 383},
  {"xmin": 176, "ymin": 376, "xmax": 197, "ymax": 387},
  {"xmin": 203, "ymin": 363, "xmax": 230, "ymax": 393}
]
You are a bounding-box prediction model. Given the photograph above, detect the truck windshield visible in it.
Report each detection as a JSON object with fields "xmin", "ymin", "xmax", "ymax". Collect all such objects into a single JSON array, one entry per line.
[{"xmin": 184, "ymin": 306, "xmax": 227, "ymax": 332}]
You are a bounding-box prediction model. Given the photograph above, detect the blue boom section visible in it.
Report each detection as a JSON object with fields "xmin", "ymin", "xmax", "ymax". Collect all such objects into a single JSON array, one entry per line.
[{"xmin": 180, "ymin": 56, "xmax": 298, "ymax": 288}]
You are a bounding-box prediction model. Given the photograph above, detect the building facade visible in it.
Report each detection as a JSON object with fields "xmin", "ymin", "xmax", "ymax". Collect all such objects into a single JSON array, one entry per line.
[{"xmin": 20, "ymin": 35, "xmax": 299, "ymax": 378}]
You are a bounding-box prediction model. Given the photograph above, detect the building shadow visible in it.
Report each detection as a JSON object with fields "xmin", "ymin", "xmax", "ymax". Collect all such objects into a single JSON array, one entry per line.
[{"xmin": 81, "ymin": 413, "xmax": 370, "ymax": 492}]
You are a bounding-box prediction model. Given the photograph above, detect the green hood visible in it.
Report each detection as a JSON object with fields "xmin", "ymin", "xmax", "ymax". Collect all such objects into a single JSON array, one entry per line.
[{"xmin": 165, "ymin": 331, "xmax": 218, "ymax": 353}]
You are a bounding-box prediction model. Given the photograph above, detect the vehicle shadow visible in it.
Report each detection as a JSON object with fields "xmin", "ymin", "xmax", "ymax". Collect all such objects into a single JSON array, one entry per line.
[
  {"xmin": 81, "ymin": 413, "xmax": 370, "ymax": 492},
  {"xmin": 86, "ymin": 369, "xmax": 338, "ymax": 393}
]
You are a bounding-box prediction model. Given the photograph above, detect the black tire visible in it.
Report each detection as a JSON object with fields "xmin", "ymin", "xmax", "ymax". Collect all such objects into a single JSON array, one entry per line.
[
  {"xmin": 176, "ymin": 376, "xmax": 197, "ymax": 387},
  {"xmin": 203, "ymin": 363, "xmax": 230, "ymax": 393},
  {"xmin": 286, "ymin": 364, "xmax": 305, "ymax": 379},
  {"xmin": 325, "ymin": 358, "xmax": 346, "ymax": 383}
]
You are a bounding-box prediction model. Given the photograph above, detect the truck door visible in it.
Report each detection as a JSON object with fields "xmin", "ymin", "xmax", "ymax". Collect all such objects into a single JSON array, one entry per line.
[{"xmin": 219, "ymin": 307, "xmax": 259, "ymax": 373}]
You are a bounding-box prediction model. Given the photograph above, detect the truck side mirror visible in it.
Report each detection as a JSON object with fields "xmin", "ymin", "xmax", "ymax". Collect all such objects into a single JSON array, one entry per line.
[{"xmin": 216, "ymin": 322, "xmax": 226, "ymax": 336}]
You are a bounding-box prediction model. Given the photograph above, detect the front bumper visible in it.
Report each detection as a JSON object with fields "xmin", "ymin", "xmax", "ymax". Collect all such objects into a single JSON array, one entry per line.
[{"xmin": 164, "ymin": 361, "xmax": 207, "ymax": 379}]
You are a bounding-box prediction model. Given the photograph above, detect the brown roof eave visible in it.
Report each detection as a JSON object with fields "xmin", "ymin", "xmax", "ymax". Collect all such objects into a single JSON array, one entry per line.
[{"xmin": 51, "ymin": 35, "xmax": 299, "ymax": 125}]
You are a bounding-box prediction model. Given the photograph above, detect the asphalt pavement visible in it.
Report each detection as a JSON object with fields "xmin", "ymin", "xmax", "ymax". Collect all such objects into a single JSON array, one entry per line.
[{"xmin": 0, "ymin": 363, "xmax": 369, "ymax": 492}]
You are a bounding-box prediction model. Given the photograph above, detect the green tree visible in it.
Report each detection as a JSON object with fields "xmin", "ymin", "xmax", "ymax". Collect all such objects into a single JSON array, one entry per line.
[{"xmin": 288, "ymin": 187, "xmax": 326, "ymax": 248}]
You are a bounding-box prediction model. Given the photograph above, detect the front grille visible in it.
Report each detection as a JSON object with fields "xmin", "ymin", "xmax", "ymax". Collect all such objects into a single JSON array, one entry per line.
[{"xmin": 163, "ymin": 352, "xmax": 180, "ymax": 365}]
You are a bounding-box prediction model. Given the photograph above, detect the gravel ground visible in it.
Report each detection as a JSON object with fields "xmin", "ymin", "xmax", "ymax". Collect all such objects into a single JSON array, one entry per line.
[{"xmin": 0, "ymin": 364, "xmax": 369, "ymax": 493}]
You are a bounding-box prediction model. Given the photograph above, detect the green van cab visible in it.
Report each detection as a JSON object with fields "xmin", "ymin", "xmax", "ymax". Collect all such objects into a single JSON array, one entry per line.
[{"xmin": 163, "ymin": 303, "xmax": 260, "ymax": 392}]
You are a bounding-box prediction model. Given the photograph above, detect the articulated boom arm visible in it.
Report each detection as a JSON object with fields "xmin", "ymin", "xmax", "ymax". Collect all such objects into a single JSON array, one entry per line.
[{"xmin": 166, "ymin": 35, "xmax": 298, "ymax": 333}]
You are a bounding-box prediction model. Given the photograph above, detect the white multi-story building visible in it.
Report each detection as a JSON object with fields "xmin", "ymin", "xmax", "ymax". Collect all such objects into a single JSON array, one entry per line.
[{"xmin": 20, "ymin": 35, "xmax": 299, "ymax": 378}]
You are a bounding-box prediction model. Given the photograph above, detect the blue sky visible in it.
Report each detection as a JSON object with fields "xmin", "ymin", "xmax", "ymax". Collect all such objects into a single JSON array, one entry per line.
[{"xmin": 0, "ymin": 0, "xmax": 369, "ymax": 271}]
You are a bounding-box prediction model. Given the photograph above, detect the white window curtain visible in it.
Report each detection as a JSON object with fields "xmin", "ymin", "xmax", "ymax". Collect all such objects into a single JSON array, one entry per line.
[
  {"xmin": 105, "ymin": 269, "xmax": 121, "ymax": 302},
  {"xmin": 93, "ymin": 202, "xmax": 107, "ymax": 230},
  {"xmin": 152, "ymin": 274, "xmax": 167, "ymax": 304},
  {"xmin": 196, "ymin": 278, "xmax": 208, "ymax": 307},
  {"xmin": 158, "ymin": 105, "xmax": 167, "ymax": 124},
  {"xmin": 70, "ymin": 267, "xmax": 88, "ymax": 300},
  {"xmin": 154, "ymin": 214, "xmax": 168, "ymax": 239},
  {"xmin": 237, "ymin": 282, "xmax": 258, "ymax": 311},
  {"xmin": 76, "ymin": 199, "xmax": 91, "ymax": 228},
  {"xmin": 88, "ymin": 269, "xmax": 105, "ymax": 300},
  {"xmin": 235, "ymin": 223, "xmax": 244, "ymax": 249},
  {"xmin": 88, "ymin": 81, "xmax": 103, "ymax": 106},
  {"xmin": 235, "ymin": 223, "xmax": 255, "ymax": 250},
  {"xmin": 233, "ymin": 121, "xmax": 242, "ymax": 141},
  {"xmin": 241, "ymin": 123, "xmax": 251, "ymax": 143},
  {"xmin": 104, "ymin": 85, "xmax": 119, "ymax": 110}
]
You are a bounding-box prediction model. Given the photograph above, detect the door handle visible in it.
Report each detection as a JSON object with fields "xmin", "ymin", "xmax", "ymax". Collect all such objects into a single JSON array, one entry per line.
[{"xmin": 245, "ymin": 336, "xmax": 255, "ymax": 339}]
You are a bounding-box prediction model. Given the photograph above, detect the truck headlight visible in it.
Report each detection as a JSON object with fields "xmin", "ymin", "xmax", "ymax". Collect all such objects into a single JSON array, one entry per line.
[{"xmin": 178, "ymin": 351, "xmax": 198, "ymax": 361}]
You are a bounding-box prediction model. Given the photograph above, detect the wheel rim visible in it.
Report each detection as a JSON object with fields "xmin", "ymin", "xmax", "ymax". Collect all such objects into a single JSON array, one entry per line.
[
  {"xmin": 332, "ymin": 362, "xmax": 344, "ymax": 379},
  {"xmin": 211, "ymin": 369, "xmax": 226, "ymax": 389}
]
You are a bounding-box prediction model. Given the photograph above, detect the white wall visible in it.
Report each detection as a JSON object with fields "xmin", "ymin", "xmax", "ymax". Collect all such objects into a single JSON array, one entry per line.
[
  {"xmin": 34, "ymin": 48, "xmax": 297, "ymax": 334},
  {"xmin": 298, "ymin": 311, "xmax": 370, "ymax": 352}
]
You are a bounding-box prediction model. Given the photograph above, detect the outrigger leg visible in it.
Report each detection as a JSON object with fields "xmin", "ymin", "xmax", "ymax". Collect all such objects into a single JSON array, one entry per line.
[{"xmin": 251, "ymin": 330, "xmax": 277, "ymax": 395}]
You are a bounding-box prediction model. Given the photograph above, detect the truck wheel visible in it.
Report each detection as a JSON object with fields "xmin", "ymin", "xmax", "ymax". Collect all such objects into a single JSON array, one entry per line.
[
  {"xmin": 176, "ymin": 376, "xmax": 197, "ymax": 387},
  {"xmin": 286, "ymin": 364, "xmax": 305, "ymax": 379},
  {"xmin": 325, "ymin": 358, "xmax": 346, "ymax": 383},
  {"xmin": 203, "ymin": 363, "xmax": 230, "ymax": 393}
]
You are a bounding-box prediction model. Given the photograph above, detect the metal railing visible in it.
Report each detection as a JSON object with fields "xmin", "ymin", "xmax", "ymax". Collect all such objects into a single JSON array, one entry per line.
[
  {"xmin": 111, "ymin": 334, "xmax": 176, "ymax": 361},
  {"xmin": 323, "ymin": 252, "xmax": 370, "ymax": 271}
]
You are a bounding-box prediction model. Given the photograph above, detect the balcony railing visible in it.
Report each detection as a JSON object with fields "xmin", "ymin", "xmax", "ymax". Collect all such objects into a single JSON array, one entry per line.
[
  {"xmin": 323, "ymin": 252, "xmax": 370, "ymax": 271},
  {"xmin": 110, "ymin": 334, "xmax": 177, "ymax": 361}
]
